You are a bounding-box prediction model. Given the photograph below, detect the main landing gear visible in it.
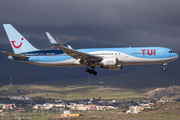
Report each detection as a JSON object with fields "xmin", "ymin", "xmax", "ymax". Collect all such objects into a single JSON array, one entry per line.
[
  {"xmin": 85, "ymin": 68, "xmax": 97, "ymax": 75},
  {"xmin": 163, "ymin": 63, "xmax": 167, "ymax": 71}
]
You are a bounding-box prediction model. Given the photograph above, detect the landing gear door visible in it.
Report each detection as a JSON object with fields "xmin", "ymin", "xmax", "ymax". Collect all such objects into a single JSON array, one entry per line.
[
  {"xmin": 158, "ymin": 50, "xmax": 162, "ymax": 57},
  {"xmin": 125, "ymin": 51, "xmax": 129, "ymax": 58}
]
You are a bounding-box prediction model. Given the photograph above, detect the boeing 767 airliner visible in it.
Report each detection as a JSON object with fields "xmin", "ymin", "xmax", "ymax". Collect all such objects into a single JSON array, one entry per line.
[{"xmin": 2, "ymin": 24, "xmax": 179, "ymax": 75}]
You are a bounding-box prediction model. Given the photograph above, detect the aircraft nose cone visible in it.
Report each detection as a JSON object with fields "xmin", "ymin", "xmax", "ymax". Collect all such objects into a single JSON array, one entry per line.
[
  {"xmin": 175, "ymin": 53, "xmax": 179, "ymax": 59},
  {"xmin": 177, "ymin": 53, "xmax": 179, "ymax": 57}
]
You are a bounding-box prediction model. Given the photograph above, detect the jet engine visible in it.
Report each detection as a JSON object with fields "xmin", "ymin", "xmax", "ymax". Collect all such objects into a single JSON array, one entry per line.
[
  {"xmin": 101, "ymin": 58, "xmax": 118, "ymax": 67},
  {"xmin": 97, "ymin": 58, "xmax": 122, "ymax": 70}
]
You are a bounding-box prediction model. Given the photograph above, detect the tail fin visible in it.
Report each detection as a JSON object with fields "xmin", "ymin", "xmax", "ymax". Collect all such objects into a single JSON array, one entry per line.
[{"xmin": 3, "ymin": 24, "xmax": 38, "ymax": 54}]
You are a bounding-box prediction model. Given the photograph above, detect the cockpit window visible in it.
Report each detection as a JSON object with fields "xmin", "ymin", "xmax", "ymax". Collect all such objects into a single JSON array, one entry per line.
[{"xmin": 169, "ymin": 51, "xmax": 174, "ymax": 53}]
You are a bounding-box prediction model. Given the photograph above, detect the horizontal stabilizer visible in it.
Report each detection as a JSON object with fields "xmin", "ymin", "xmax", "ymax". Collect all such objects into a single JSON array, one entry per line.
[{"xmin": 1, "ymin": 51, "xmax": 29, "ymax": 59}]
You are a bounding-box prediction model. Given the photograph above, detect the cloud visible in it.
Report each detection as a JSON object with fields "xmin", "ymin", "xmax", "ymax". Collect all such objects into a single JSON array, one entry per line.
[{"xmin": 0, "ymin": 0, "xmax": 180, "ymax": 51}]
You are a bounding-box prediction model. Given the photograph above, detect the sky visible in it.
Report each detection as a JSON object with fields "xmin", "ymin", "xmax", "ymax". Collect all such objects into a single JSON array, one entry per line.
[
  {"xmin": 0, "ymin": 0, "xmax": 180, "ymax": 51},
  {"xmin": 0, "ymin": 0, "xmax": 180, "ymax": 85}
]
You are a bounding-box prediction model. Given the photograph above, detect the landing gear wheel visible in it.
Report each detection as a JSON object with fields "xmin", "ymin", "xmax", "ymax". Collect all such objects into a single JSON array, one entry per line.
[
  {"xmin": 93, "ymin": 71, "xmax": 97, "ymax": 75},
  {"xmin": 163, "ymin": 63, "xmax": 167, "ymax": 72},
  {"xmin": 85, "ymin": 68, "xmax": 89, "ymax": 72},
  {"xmin": 85, "ymin": 67, "xmax": 97, "ymax": 75},
  {"xmin": 89, "ymin": 70, "xmax": 93, "ymax": 74}
]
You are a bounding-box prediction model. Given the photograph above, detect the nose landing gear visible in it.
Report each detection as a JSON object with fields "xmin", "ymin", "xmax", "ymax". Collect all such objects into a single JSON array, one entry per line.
[
  {"xmin": 163, "ymin": 63, "xmax": 167, "ymax": 71},
  {"xmin": 85, "ymin": 68, "xmax": 97, "ymax": 75}
]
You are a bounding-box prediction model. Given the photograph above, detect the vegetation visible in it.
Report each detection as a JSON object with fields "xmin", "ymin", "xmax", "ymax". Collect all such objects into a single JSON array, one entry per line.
[
  {"xmin": 1, "ymin": 75, "xmax": 180, "ymax": 119},
  {"xmin": 0, "ymin": 84, "xmax": 153, "ymax": 101},
  {"xmin": 10, "ymin": 113, "xmax": 54, "ymax": 120}
]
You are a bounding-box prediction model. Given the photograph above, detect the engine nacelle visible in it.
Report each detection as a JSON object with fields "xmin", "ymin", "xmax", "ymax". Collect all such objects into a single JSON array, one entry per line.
[
  {"xmin": 101, "ymin": 58, "xmax": 118, "ymax": 67},
  {"xmin": 108, "ymin": 65, "xmax": 123, "ymax": 70},
  {"xmin": 100, "ymin": 65, "xmax": 123, "ymax": 70}
]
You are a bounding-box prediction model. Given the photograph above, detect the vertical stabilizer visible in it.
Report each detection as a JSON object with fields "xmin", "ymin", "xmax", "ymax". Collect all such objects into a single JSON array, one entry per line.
[{"xmin": 3, "ymin": 24, "xmax": 38, "ymax": 54}]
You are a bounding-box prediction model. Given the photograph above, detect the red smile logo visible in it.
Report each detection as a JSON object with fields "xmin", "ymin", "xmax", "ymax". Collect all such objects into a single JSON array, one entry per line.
[{"xmin": 11, "ymin": 38, "xmax": 24, "ymax": 48}]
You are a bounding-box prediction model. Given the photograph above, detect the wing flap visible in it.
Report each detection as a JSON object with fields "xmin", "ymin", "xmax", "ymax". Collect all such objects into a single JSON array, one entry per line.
[
  {"xmin": 54, "ymin": 44, "xmax": 102, "ymax": 61},
  {"xmin": 46, "ymin": 32, "xmax": 102, "ymax": 62}
]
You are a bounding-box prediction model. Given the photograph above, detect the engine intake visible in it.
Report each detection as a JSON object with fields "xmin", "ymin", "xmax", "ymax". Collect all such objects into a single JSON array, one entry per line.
[{"xmin": 101, "ymin": 58, "xmax": 117, "ymax": 67}]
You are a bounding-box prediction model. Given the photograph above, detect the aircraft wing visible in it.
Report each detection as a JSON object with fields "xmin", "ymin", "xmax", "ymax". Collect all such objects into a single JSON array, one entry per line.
[
  {"xmin": 1, "ymin": 51, "xmax": 29, "ymax": 60},
  {"xmin": 46, "ymin": 32, "xmax": 102, "ymax": 61}
]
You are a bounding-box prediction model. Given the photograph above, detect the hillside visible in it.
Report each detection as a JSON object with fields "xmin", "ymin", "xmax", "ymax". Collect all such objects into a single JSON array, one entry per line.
[{"xmin": 147, "ymin": 86, "xmax": 180, "ymax": 99}]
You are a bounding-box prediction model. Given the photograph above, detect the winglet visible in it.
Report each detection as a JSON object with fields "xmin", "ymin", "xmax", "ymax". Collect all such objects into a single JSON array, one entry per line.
[
  {"xmin": 67, "ymin": 45, "xmax": 73, "ymax": 49},
  {"xmin": 46, "ymin": 32, "xmax": 58, "ymax": 45}
]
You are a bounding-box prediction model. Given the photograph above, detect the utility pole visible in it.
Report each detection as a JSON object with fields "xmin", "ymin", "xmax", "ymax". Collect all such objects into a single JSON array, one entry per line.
[
  {"xmin": 148, "ymin": 95, "xmax": 149, "ymax": 105},
  {"xmin": 88, "ymin": 74, "xmax": 90, "ymax": 85},
  {"xmin": 10, "ymin": 75, "xmax": 12, "ymax": 85}
]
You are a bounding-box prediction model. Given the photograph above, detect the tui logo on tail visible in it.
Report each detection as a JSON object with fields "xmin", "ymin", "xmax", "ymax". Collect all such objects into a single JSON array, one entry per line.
[{"xmin": 11, "ymin": 38, "xmax": 24, "ymax": 48}]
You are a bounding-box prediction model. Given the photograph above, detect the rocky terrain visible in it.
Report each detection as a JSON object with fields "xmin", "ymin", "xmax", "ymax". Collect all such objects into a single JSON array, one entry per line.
[{"xmin": 147, "ymin": 86, "xmax": 180, "ymax": 99}]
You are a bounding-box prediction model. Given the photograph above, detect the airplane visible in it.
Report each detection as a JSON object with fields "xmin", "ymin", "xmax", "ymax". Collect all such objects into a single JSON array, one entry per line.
[{"xmin": 2, "ymin": 24, "xmax": 179, "ymax": 75}]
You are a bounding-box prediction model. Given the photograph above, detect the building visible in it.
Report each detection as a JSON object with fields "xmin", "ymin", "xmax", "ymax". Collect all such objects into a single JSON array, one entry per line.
[
  {"xmin": 0, "ymin": 104, "xmax": 16, "ymax": 109},
  {"xmin": 126, "ymin": 106, "xmax": 144, "ymax": 114}
]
